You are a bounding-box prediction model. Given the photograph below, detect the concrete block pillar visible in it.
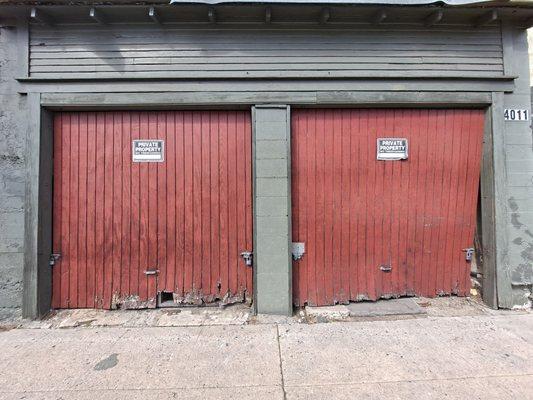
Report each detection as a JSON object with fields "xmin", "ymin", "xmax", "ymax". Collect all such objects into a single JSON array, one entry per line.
[{"xmin": 253, "ymin": 105, "xmax": 292, "ymax": 315}]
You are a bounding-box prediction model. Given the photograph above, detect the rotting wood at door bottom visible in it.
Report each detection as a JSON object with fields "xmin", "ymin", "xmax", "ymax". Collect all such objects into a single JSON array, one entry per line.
[
  {"xmin": 110, "ymin": 289, "xmax": 250, "ymax": 309},
  {"xmin": 111, "ymin": 294, "xmax": 157, "ymax": 310}
]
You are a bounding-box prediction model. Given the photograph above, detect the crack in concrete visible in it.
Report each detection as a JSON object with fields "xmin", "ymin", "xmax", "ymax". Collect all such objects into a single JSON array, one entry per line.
[{"xmin": 276, "ymin": 324, "xmax": 287, "ymax": 400}]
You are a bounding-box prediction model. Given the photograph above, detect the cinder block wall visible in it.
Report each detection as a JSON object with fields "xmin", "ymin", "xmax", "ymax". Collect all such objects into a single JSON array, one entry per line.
[
  {"xmin": 0, "ymin": 24, "xmax": 27, "ymax": 320},
  {"xmin": 501, "ymin": 26, "xmax": 533, "ymax": 308}
]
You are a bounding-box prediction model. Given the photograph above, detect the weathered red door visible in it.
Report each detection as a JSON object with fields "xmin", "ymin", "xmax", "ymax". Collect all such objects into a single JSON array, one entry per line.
[
  {"xmin": 52, "ymin": 111, "xmax": 252, "ymax": 309},
  {"xmin": 291, "ymin": 109, "xmax": 484, "ymax": 306}
]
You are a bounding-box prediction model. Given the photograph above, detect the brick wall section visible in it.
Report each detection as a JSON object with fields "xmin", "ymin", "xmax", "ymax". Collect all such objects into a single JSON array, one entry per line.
[
  {"xmin": 0, "ymin": 24, "xmax": 27, "ymax": 319},
  {"xmin": 253, "ymin": 106, "xmax": 292, "ymax": 315}
]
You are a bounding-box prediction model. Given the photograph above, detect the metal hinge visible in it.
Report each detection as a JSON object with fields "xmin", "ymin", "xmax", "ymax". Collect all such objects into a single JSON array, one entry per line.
[
  {"xmin": 49, "ymin": 253, "xmax": 61, "ymax": 267},
  {"xmin": 240, "ymin": 251, "xmax": 253, "ymax": 267},
  {"xmin": 463, "ymin": 248, "xmax": 474, "ymax": 262}
]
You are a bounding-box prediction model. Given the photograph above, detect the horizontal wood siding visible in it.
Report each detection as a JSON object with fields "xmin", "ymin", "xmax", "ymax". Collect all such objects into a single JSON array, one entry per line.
[{"xmin": 29, "ymin": 25, "xmax": 504, "ymax": 79}]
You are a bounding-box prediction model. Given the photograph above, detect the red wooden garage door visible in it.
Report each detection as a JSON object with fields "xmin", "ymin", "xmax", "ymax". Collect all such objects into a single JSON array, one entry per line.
[
  {"xmin": 291, "ymin": 109, "xmax": 484, "ymax": 306},
  {"xmin": 52, "ymin": 111, "xmax": 252, "ymax": 309}
]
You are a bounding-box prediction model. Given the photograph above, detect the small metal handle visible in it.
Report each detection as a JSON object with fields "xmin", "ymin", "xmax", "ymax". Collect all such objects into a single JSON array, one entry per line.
[
  {"xmin": 380, "ymin": 265, "xmax": 392, "ymax": 272},
  {"xmin": 144, "ymin": 269, "xmax": 159, "ymax": 276}
]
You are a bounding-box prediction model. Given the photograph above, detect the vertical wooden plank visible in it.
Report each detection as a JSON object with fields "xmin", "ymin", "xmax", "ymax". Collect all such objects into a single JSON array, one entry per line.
[
  {"xmin": 299, "ymin": 111, "xmax": 310, "ymax": 305},
  {"xmin": 331, "ymin": 109, "xmax": 344, "ymax": 303},
  {"xmin": 85, "ymin": 113, "xmax": 96, "ymax": 308},
  {"xmin": 192, "ymin": 112, "xmax": 203, "ymax": 295},
  {"xmin": 396, "ymin": 109, "xmax": 410, "ymax": 295},
  {"xmin": 419, "ymin": 110, "xmax": 436, "ymax": 296},
  {"xmin": 434, "ymin": 110, "xmax": 452, "ymax": 293},
  {"xmin": 77, "ymin": 113, "xmax": 88, "ymax": 308},
  {"xmin": 201, "ymin": 111, "xmax": 212, "ymax": 298},
  {"xmin": 111, "ymin": 112, "xmax": 123, "ymax": 303},
  {"xmin": 412, "ymin": 110, "xmax": 427, "ymax": 296},
  {"xmin": 175, "ymin": 111, "xmax": 186, "ymax": 297},
  {"xmin": 68, "ymin": 113, "xmax": 79, "ymax": 308},
  {"xmin": 339, "ymin": 110, "xmax": 352, "ymax": 303},
  {"xmin": 227, "ymin": 112, "xmax": 238, "ymax": 296},
  {"xmin": 102, "ymin": 112, "xmax": 114, "ymax": 308},
  {"xmin": 60, "ymin": 113, "xmax": 71, "ymax": 308},
  {"xmin": 236, "ymin": 111, "xmax": 247, "ymax": 293},
  {"xmin": 52, "ymin": 115, "xmax": 62, "ymax": 309},
  {"xmin": 130, "ymin": 112, "xmax": 141, "ymax": 303},
  {"xmin": 429, "ymin": 110, "xmax": 446, "ymax": 295},
  {"xmin": 463, "ymin": 111, "xmax": 484, "ymax": 294},
  {"xmin": 314, "ymin": 110, "xmax": 326, "ymax": 305},
  {"xmin": 147, "ymin": 112, "xmax": 158, "ymax": 305},
  {"xmin": 94, "ymin": 113, "xmax": 105, "ymax": 308},
  {"xmin": 352, "ymin": 110, "xmax": 364, "ymax": 299},
  {"xmin": 138, "ymin": 112, "xmax": 150, "ymax": 303},
  {"xmin": 210, "ymin": 112, "xmax": 221, "ymax": 297},
  {"xmin": 157, "ymin": 112, "xmax": 168, "ymax": 293},
  {"xmin": 120, "ymin": 112, "xmax": 131, "ymax": 298},
  {"xmin": 166, "ymin": 111, "xmax": 177, "ymax": 294},
  {"xmin": 183, "ymin": 111, "xmax": 194, "ymax": 297},
  {"xmin": 218, "ymin": 112, "xmax": 229, "ymax": 298}
]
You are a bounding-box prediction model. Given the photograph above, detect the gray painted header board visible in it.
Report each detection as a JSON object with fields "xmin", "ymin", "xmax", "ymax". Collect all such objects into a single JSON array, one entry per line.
[{"xmin": 170, "ymin": 0, "xmax": 491, "ymax": 4}]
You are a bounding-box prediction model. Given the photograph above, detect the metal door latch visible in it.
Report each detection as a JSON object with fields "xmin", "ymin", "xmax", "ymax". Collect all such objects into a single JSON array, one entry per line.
[
  {"xmin": 240, "ymin": 251, "xmax": 253, "ymax": 267},
  {"xmin": 380, "ymin": 264, "xmax": 392, "ymax": 272},
  {"xmin": 463, "ymin": 248, "xmax": 474, "ymax": 262},
  {"xmin": 49, "ymin": 253, "xmax": 61, "ymax": 267},
  {"xmin": 144, "ymin": 269, "xmax": 159, "ymax": 276},
  {"xmin": 292, "ymin": 242, "xmax": 305, "ymax": 261}
]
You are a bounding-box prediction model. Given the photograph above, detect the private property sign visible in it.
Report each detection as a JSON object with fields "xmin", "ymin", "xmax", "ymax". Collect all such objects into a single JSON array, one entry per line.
[
  {"xmin": 376, "ymin": 138, "xmax": 408, "ymax": 160},
  {"xmin": 132, "ymin": 140, "xmax": 164, "ymax": 162}
]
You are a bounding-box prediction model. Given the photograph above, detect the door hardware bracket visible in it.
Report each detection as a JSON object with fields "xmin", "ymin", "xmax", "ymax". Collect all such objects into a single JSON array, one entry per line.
[
  {"xmin": 240, "ymin": 251, "xmax": 253, "ymax": 267},
  {"xmin": 49, "ymin": 253, "xmax": 61, "ymax": 267}
]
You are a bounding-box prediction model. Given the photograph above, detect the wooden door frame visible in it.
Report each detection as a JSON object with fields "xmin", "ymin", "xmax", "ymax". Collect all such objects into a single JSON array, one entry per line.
[{"xmin": 23, "ymin": 90, "xmax": 499, "ymax": 318}]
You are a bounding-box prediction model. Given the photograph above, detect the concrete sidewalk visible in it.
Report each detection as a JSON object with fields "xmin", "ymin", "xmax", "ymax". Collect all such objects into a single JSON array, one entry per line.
[{"xmin": 1, "ymin": 306, "xmax": 532, "ymax": 399}]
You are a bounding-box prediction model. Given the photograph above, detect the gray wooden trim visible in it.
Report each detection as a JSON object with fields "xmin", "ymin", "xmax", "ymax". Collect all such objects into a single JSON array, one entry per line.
[
  {"xmin": 23, "ymin": 93, "xmax": 53, "ymax": 319},
  {"xmin": 251, "ymin": 105, "xmax": 257, "ymax": 315},
  {"xmin": 19, "ymin": 75, "xmax": 516, "ymax": 83},
  {"xmin": 480, "ymin": 105, "xmax": 498, "ymax": 309},
  {"xmin": 39, "ymin": 91, "xmax": 494, "ymax": 109},
  {"xmin": 285, "ymin": 104, "xmax": 293, "ymax": 311},
  {"xmin": 501, "ymin": 21, "xmax": 514, "ymax": 77},
  {"xmin": 19, "ymin": 79, "xmax": 515, "ymax": 95},
  {"xmin": 491, "ymin": 92, "xmax": 510, "ymax": 309}
]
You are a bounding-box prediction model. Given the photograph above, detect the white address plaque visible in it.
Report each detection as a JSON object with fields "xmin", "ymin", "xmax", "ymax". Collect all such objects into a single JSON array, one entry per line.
[{"xmin": 504, "ymin": 109, "xmax": 529, "ymax": 121}]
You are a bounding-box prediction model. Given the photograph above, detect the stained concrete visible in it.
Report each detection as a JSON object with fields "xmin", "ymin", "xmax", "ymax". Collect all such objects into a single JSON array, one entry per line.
[{"xmin": 0, "ymin": 307, "xmax": 532, "ymax": 399}]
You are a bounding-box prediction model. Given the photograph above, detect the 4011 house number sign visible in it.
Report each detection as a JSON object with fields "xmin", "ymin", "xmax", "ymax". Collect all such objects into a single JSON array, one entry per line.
[{"xmin": 504, "ymin": 109, "xmax": 529, "ymax": 121}]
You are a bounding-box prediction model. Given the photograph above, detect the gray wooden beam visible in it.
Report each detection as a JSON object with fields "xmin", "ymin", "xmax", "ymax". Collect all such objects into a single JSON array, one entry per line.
[
  {"xmin": 23, "ymin": 92, "xmax": 53, "ymax": 319},
  {"xmin": 89, "ymin": 8, "xmax": 107, "ymax": 25},
  {"xmin": 424, "ymin": 10, "xmax": 443, "ymax": 27},
  {"xmin": 30, "ymin": 8, "xmax": 54, "ymax": 26},
  {"xmin": 474, "ymin": 10, "xmax": 498, "ymax": 27},
  {"xmin": 372, "ymin": 9, "xmax": 387, "ymax": 25},
  {"xmin": 208, "ymin": 8, "xmax": 216, "ymax": 24},
  {"xmin": 320, "ymin": 8, "xmax": 330, "ymax": 24},
  {"xmin": 480, "ymin": 105, "xmax": 498, "ymax": 309},
  {"xmin": 149, "ymin": 7, "xmax": 162, "ymax": 24}
]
